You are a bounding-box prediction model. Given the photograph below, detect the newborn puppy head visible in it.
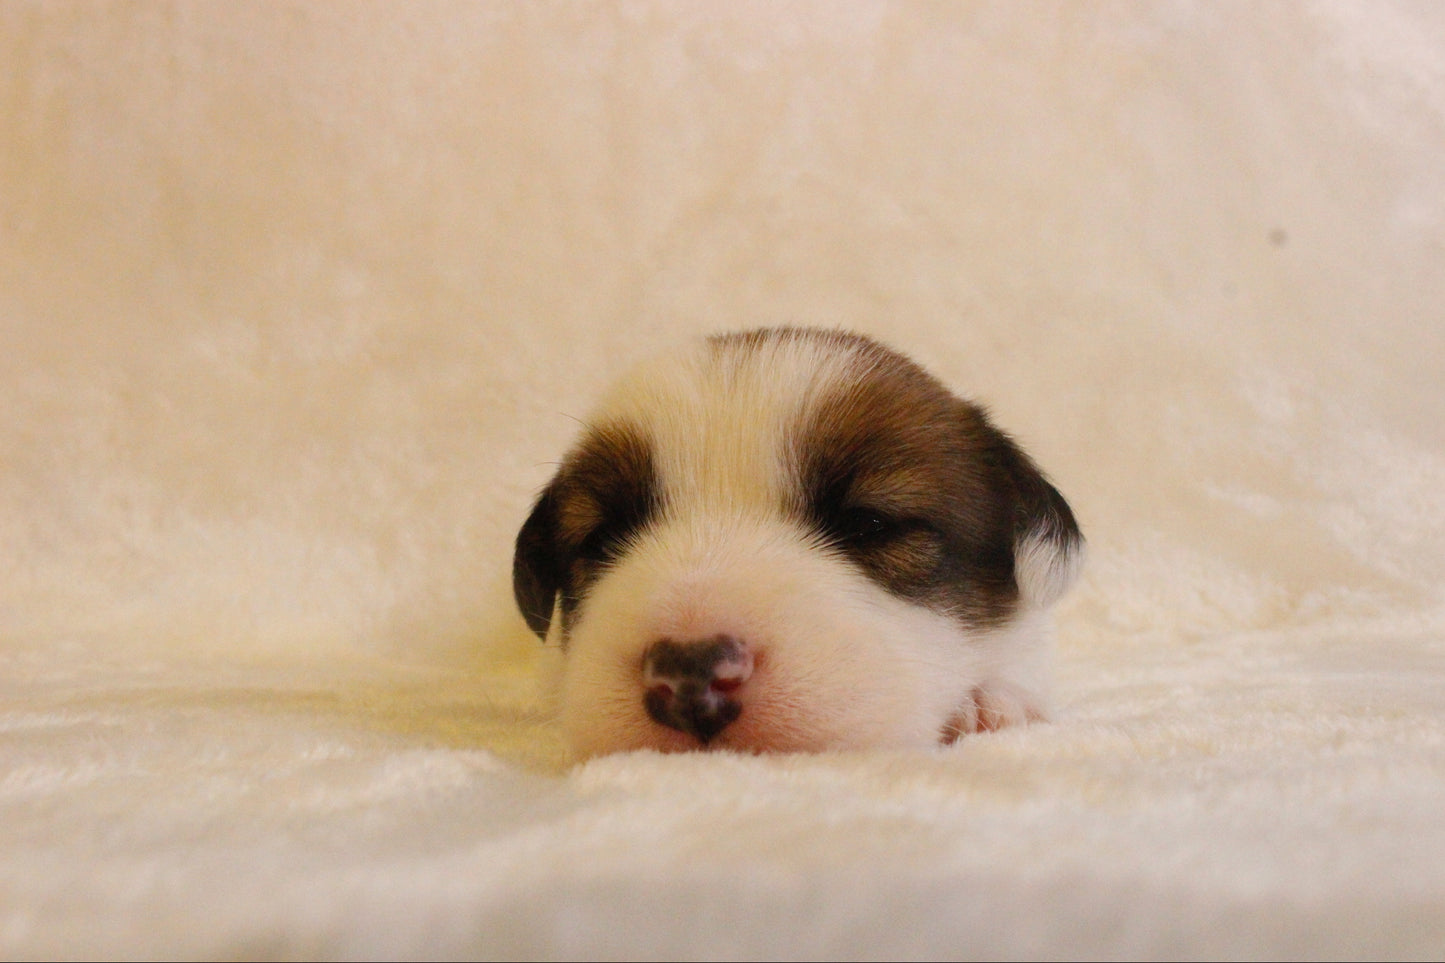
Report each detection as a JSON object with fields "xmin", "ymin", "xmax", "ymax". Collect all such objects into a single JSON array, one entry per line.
[{"xmin": 514, "ymin": 328, "xmax": 1081, "ymax": 760}]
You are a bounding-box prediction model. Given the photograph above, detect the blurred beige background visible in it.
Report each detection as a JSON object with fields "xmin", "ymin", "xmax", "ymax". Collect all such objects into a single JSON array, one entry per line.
[{"xmin": 3, "ymin": 1, "xmax": 1443, "ymax": 666}]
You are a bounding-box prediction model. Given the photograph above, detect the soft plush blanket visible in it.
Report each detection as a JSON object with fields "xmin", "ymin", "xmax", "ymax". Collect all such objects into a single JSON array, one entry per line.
[{"xmin": 3, "ymin": 2, "xmax": 1443, "ymax": 959}]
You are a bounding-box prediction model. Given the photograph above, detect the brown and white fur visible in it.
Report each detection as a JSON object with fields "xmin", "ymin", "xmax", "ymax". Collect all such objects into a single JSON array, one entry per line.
[{"xmin": 514, "ymin": 328, "xmax": 1082, "ymax": 760}]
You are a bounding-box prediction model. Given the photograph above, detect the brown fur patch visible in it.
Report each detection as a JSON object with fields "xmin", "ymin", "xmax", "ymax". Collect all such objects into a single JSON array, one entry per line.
[
  {"xmin": 513, "ymin": 420, "xmax": 660, "ymax": 640},
  {"xmin": 774, "ymin": 330, "xmax": 1032, "ymax": 627}
]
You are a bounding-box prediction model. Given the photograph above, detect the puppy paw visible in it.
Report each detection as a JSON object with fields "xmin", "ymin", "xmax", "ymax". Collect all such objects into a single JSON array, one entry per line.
[{"xmin": 940, "ymin": 682, "xmax": 1048, "ymax": 744}]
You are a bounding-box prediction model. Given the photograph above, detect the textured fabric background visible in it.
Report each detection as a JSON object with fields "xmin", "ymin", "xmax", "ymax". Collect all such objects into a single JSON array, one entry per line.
[{"xmin": 3, "ymin": 2, "xmax": 1444, "ymax": 958}]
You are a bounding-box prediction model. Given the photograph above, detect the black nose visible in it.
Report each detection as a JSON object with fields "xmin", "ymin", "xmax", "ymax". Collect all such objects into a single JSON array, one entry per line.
[{"xmin": 642, "ymin": 635, "xmax": 754, "ymax": 744}]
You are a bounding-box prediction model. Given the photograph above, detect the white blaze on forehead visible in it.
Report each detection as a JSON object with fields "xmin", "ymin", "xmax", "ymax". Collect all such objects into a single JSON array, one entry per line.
[{"xmin": 587, "ymin": 335, "xmax": 866, "ymax": 518}]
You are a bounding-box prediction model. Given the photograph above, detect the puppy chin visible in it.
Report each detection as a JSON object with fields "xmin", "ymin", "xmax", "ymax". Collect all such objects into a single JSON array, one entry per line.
[{"xmin": 555, "ymin": 514, "xmax": 1003, "ymax": 760}]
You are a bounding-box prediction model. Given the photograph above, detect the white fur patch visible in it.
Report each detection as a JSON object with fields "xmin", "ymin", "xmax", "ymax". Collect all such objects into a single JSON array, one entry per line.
[{"xmin": 1015, "ymin": 529, "xmax": 1085, "ymax": 610}]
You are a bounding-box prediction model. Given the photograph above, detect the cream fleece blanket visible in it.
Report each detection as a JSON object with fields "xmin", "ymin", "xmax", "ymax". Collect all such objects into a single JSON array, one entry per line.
[{"xmin": 4, "ymin": 2, "xmax": 1444, "ymax": 959}]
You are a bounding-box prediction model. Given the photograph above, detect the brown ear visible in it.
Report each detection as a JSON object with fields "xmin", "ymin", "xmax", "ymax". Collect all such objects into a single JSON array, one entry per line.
[
  {"xmin": 997, "ymin": 439, "xmax": 1083, "ymax": 607},
  {"xmin": 512, "ymin": 485, "xmax": 562, "ymax": 639}
]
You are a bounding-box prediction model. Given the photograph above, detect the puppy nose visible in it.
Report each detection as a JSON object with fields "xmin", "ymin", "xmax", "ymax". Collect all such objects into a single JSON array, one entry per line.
[{"xmin": 642, "ymin": 635, "xmax": 754, "ymax": 744}]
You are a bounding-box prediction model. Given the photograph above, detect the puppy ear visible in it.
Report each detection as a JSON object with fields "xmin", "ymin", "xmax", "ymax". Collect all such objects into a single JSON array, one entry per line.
[
  {"xmin": 997, "ymin": 439, "xmax": 1083, "ymax": 608},
  {"xmin": 513, "ymin": 484, "xmax": 563, "ymax": 639}
]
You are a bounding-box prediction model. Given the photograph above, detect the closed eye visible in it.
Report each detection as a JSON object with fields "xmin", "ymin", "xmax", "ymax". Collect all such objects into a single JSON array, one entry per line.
[
  {"xmin": 826, "ymin": 506, "xmax": 912, "ymax": 549},
  {"xmin": 820, "ymin": 505, "xmax": 948, "ymax": 596},
  {"xmin": 575, "ymin": 517, "xmax": 635, "ymax": 564}
]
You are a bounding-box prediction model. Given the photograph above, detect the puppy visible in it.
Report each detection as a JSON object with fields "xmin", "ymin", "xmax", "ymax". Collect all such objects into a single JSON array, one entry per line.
[{"xmin": 513, "ymin": 327, "xmax": 1082, "ymax": 759}]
